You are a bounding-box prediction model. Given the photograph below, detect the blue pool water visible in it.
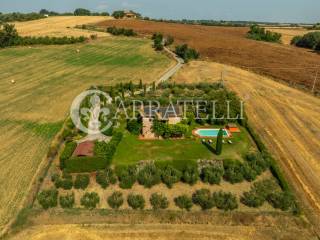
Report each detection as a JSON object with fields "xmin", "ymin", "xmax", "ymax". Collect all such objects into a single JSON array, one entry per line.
[{"xmin": 195, "ymin": 129, "xmax": 229, "ymax": 137}]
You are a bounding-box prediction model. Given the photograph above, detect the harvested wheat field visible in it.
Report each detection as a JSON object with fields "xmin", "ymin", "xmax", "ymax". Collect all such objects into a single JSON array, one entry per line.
[
  {"xmin": 0, "ymin": 38, "xmax": 173, "ymax": 233},
  {"xmin": 173, "ymin": 61, "xmax": 320, "ymax": 232},
  {"xmin": 14, "ymin": 16, "xmax": 111, "ymax": 37},
  {"xmin": 96, "ymin": 20, "xmax": 320, "ymax": 93},
  {"xmin": 9, "ymin": 222, "xmax": 315, "ymax": 240},
  {"xmin": 266, "ymin": 27, "xmax": 320, "ymax": 45}
]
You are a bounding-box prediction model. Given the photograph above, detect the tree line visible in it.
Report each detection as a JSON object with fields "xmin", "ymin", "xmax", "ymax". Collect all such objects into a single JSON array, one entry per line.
[
  {"xmin": 0, "ymin": 23, "xmax": 87, "ymax": 48},
  {"xmin": 291, "ymin": 31, "xmax": 320, "ymax": 51},
  {"xmin": 247, "ymin": 24, "xmax": 282, "ymax": 43}
]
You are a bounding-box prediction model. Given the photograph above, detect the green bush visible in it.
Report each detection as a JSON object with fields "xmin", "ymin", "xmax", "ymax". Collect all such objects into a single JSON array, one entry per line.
[
  {"xmin": 137, "ymin": 164, "xmax": 161, "ymax": 188},
  {"xmin": 246, "ymin": 152, "xmax": 270, "ymax": 175},
  {"xmin": 223, "ymin": 159, "xmax": 245, "ymax": 184},
  {"xmin": 212, "ymin": 191, "xmax": 238, "ymax": 211},
  {"xmin": 74, "ymin": 174, "xmax": 90, "ymax": 190},
  {"xmin": 60, "ymin": 142, "xmax": 77, "ymax": 169},
  {"xmin": 53, "ymin": 174, "xmax": 73, "ymax": 190},
  {"xmin": 241, "ymin": 179, "xmax": 278, "ymax": 208},
  {"xmin": 200, "ymin": 166, "xmax": 224, "ymax": 185},
  {"xmin": 292, "ymin": 32, "xmax": 320, "ymax": 49},
  {"xmin": 96, "ymin": 168, "xmax": 117, "ymax": 189},
  {"xmin": 192, "ymin": 189, "xmax": 215, "ymax": 210},
  {"xmin": 80, "ymin": 192, "xmax": 100, "ymax": 209},
  {"xmin": 65, "ymin": 156, "xmax": 105, "ymax": 173},
  {"xmin": 161, "ymin": 166, "xmax": 182, "ymax": 188},
  {"xmin": 127, "ymin": 119, "xmax": 142, "ymax": 135},
  {"xmin": 247, "ymin": 25, "xmax": 282, "ymax": 43},
  {"xmin": 174, "ymin": 195, "xmax": 193, "ymax": 211},
  {"xmin": 37, "ymin": 188, "xmax": 58, "ymax": 209},
  {"xmin": 59, "ymin": 192, "xmax": 75, "ymax": 209},
  {"xmin": 175, "ymin": 44, "xmax": 199, "ymax": 62},
  {"xmin": 150, "ymin": 193, "xmax": 169, "ymax": 210},
  {"xmin": 107, "ymin": 26, "xmax": 137, "ymax": 36},
  {"xmin": 107, "ymin": 191, "xmax": 124, "ymax": 209},
  {"xmin": 117, "ymin": 165, "xmax": 137, "ymax": 189},
  {"xmin": 267, "ymin": 191, "xmax": 295, "ymax": 211},
  {"xmin": 182, "ymin": 165, "xmax": 199, "ymax": 185},
  {"xmin": 127, "ymin": 194, "xmax": 145, "ymax": 210},
  {"xmin": 241, "ymin": 191, "xmax": 265, "ymax": 207}
]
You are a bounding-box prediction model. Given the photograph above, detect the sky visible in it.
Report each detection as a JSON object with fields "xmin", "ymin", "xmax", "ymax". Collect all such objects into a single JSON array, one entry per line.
[{"xmin": 0, "ymin": 0, "xmax": 319, "ymax": 23}]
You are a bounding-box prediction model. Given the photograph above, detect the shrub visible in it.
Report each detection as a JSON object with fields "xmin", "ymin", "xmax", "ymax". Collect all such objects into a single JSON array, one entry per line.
[
  {"xmin": 212, "ymin": 191, "xmax": 238, "ymax": 211},
  {"xmin": 161, "ymin": 166, "xmax": 182, "ymax": 188},
  {"xmin": 247, "ymin": 25, "xmax": 281, "ymax": 43},
  {"xmin": 137, "ymin": 164, "xmax": 161, "ymax": 188},
  {"xmin": 37, "ymin": 188, "xmax": 58, "ymax": 209},
  {"xmin": 192, "ymin": 189, "xmax": 215, "ymax": 210},
  {"xmin": 164, "ymin": 35, "xmax": 174, "ymax": 46},
  {"xmin": 182, "ymin": 165, "xmax": 199, "ymax": 185},
  {"xmin": 150, "ymin": 193, "xmax": 169, "ymax": 210},
  {"xmin": 267, "ymin": 191, "xmax": 295, "ymax": 211},
  {"xmin": 107, "ymin": 191, "xmax": 124, "ymax": 209},
  {"xmin": 127, "ymin": 119, "xmax": 142, "ymax": 135},
  {"xmin": 65, "ymin": 156, "xmax": 104, "ymax": 173},
  {"xmin": 107, "ymin": 26, "xmax": 137, "ymax": 36},
  {"xmin": 200, "ymin": 166, "xmax": 224, "ymax": 185},
  {"xmin": 80, "ymin": 192, "xmax": 100, "ymax": 209},
  {"xmin": 292, "ymin": 32, "xmax": 320, "ymax": 49},
  {"xmin": 60, "ymin": 142, "xmax": 77, "ymax": 169},
  {"xmin": 174, "ymin": 195, "xmax": 193, "ymax": 211},
  {"xmin": 117, "ymin": 165, "xmax": 137, "ymax": 189},
  {"xmin": 152, "ymin": 33, "xmax": 164, "ymax": 51},
  {"xmin": 246, "ymin": 152, "xmax": 270, "ymax": 175},
  {"xmin": 74, "ymin": 174, "xmax": 90, "ymax": 190},
  {"xmin": 96, "ymin": 168, "xmax": 117, "ymax": 189},
  {"xmin": 241, "ymin": 191, "xmax": 265, "ymax": 207},
  {"xmin": 241, "ymin": 179, "xmax": 278, "ymax": 208},
  {"xmin": 59, "ymin": 192, "xmax": 75, "ymax": 209},
  {"xmin": 223, "ymin": 159, "xmax": 245, "ymax": 184},
  {"xmin": 175, "ymin": 44, "xmax": 199, "ymax": 62},
  {"xmin": 53, "ymin": 174, "xmax": 73, "ymax": 190},
  {"xmin": 127, "ymin": 194, "xmax": 145, "ymax": 210}
]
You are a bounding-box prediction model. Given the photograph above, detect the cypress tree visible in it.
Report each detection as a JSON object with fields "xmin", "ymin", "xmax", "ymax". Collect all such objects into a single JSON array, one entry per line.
[
  {"xmin": 152, "ymin": 81, "xmax": 156, "ymax": 92},
  {"xmin": 139, "ymin": 79, "xmax": 143, "ymax": 89},
  {"xmin": 216, "ymin": 128, "xmax": 224, "ymax": 155},
  {"xmin": 143, "ymin": 84, "xmax": 147, "ymax": 96}
]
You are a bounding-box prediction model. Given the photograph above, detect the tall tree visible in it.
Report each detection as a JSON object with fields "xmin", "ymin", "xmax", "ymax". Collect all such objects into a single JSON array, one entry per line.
[
  {"xmin": 139, "ymin": 79, "xmax": 143, "ymax": 89},
  {"xmin": 216, "ymin": 128, "xmax": 224, "ymax": 155},
  {"xmin": 152, "ymin": 81, "xmax": 156, "ymax": 92}
]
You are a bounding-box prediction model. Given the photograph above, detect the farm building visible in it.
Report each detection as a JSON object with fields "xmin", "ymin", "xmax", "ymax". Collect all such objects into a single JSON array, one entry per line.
[
  {"xmin": 124, "ymin": 11, "xmax": 137, "ymax": 19},
  {"xmin": 226, "ymin": 123, "xmax": 241, "ymax": 133},
  {"xmin": 140, "ymin": 105, "xmax": 182, "ymax": 138},
  {"xmin": 73, "ymin": 141, "xmax": 94, "ymax": 157}
]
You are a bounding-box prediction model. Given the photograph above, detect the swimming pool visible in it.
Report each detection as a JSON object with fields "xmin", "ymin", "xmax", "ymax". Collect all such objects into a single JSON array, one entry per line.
[{"xmin": 194, "ymin": 128, "xmax": 230, "ymax": 138}]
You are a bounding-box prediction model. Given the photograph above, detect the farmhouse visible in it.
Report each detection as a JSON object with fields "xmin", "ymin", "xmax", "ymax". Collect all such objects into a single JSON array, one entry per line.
[
  {"xmin": 73, "ymin": 141, "xmax": 94, "ymax": 157},
  {"xmin": 140, "ymin": 105, "xmax": 182, "ymax": 138},
  {"xmin": 124, "ymin": 11, "xmax": 137, "ymax": 19}
]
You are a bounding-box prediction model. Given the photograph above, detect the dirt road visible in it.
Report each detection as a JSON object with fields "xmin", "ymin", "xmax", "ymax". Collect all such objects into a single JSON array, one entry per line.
[{"xmin": 173, "ymin": 61, "xmax": 320, "ymax": 231}]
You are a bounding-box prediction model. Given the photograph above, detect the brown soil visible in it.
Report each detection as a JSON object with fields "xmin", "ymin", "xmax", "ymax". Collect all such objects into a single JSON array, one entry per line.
[{"xmin": 96, "ymin": 20, "xmax": 320, "ymax": 93}]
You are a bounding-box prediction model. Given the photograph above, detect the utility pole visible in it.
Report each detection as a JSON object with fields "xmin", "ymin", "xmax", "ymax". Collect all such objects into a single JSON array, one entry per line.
[{"xmin": 312, "ymin": 68, "xmax": 319, "ymax": 93}]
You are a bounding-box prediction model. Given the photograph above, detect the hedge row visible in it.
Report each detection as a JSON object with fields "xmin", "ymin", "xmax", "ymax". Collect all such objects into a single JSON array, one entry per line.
[{"xmin": 245, "ymin": 123, "xmax": 290, "ymax": 191}]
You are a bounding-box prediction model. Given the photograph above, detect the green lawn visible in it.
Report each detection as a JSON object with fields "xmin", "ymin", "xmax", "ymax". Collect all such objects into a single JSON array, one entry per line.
[{"xmin": 113, "ymin": 126, "xmax": 255, "ymax": 167}]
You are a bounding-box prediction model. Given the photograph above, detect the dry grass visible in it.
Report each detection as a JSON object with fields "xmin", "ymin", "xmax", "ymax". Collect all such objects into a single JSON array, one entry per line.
[
  {"xmin": 173, "ymin": 61, "xmax": 320, "ymax": 231},
  {"xmin": 8, "ymin": 223, "xmax": 315, "ymax": 240},
  {"xmin": 266, "ymin": 27, "xmax": 320, "ymax": 45},
  {"xmin": 0, "ymin": 38, "xmax": 173, "ymax": 233},
  {"xmin": 14, "ymin": 16, "xmax": 112, "ymax": 37}
]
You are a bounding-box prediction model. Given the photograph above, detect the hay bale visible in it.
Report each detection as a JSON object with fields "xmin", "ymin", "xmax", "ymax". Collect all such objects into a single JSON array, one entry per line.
[{"xmin": 11, "ymin": 79, "xmax": 16, "ymax": 84}]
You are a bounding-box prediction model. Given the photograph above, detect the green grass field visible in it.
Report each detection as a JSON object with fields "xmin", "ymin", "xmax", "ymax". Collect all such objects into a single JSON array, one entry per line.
[
  {"xmin": 0, "ymin": 37, "xmax": 173, "ymax": 231},
  {"xmin": 113, "ymin": 126, "xmax": 254, "ymax": 167}
]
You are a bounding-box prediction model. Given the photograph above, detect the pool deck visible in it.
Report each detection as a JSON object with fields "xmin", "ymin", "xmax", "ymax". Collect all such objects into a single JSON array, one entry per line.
[{"xmin": 192, "ymin": 128, "xmax": 232, "ymax": 138}]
